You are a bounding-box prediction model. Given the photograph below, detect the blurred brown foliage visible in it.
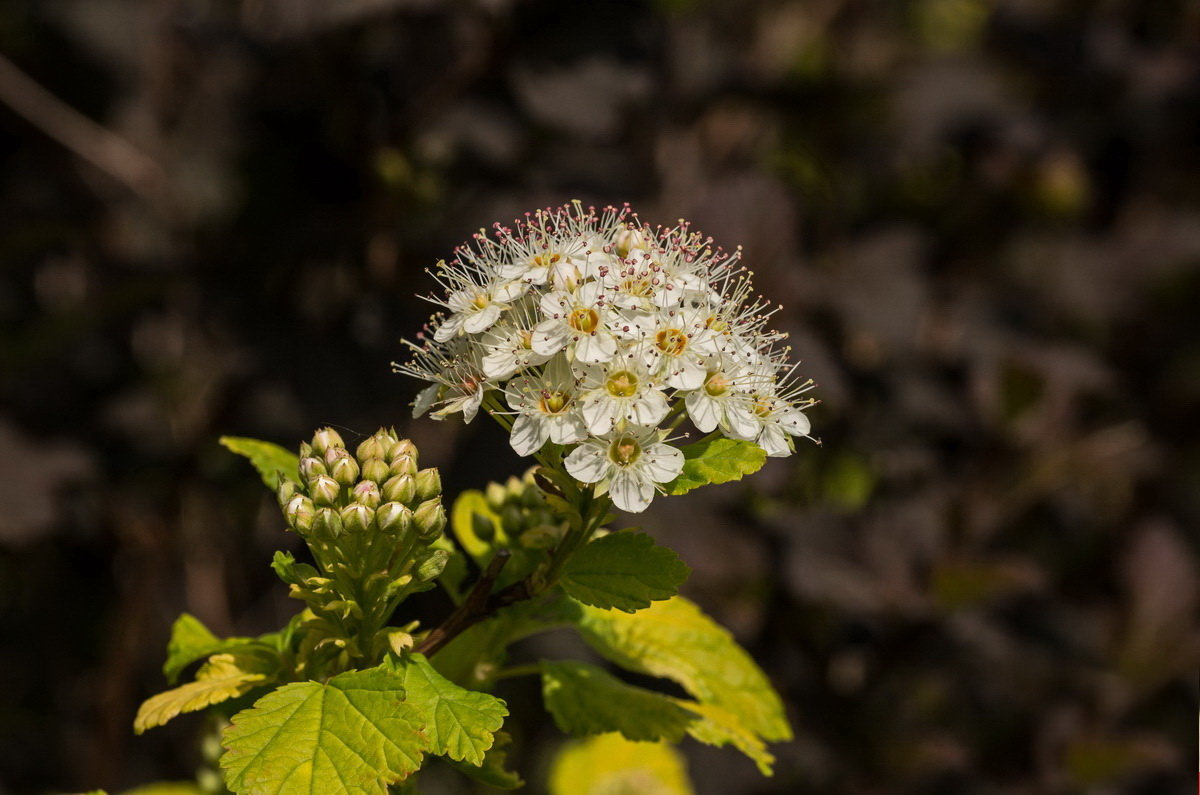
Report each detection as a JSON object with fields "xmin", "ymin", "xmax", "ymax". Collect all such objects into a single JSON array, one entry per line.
[{"xmin": 1, "ymin": 0, "xmax": 1197, "ymax": 793}]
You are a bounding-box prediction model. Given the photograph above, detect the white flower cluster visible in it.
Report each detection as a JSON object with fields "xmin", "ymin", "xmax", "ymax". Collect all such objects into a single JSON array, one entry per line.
[{"xmin": 396, "ymin": 203, "xmax": 813, "ymax": 513}]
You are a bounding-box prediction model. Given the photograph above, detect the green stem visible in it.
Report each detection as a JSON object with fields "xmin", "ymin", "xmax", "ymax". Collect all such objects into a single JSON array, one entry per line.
[{"xmin": 490, "ymin": 663, "xmax": 542, "ymax": 682}]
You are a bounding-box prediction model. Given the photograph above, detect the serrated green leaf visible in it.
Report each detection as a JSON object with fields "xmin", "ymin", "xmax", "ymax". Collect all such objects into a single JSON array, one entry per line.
[
  {"xmin": 432, "ymin": 598, "xmax": 569, "ymax": 688},
  {"xmin": 388, "ymin": 653, "xmax": 508, "ymax": 766},
  {"xmin": 219, "ymin": 436, "xmax": 299, "ymax": 490},
  {"xmin": 163, "ymin": 613, "xmax": 257, "ymax": 684},
  {"xmin": 662, "ymin": 438, "xmax": 766, "ymax": 496},
  {"xmin": 560, "ymin": 531, "xmax": 690, "ymax": 612},
  {"xmin": 675, "ymin": 700, "xmax": 775, "ymax": 775},
  {"xmin": 444, "ymin": 730, "xmax": 523, "ymax": 790},
  {"xmin": 548, "ymin": 733, "xmax": 693, "ymax": 795},
  {"xmin": 566, "ymin": 596, "xmax": 791, "ymax": 743},
  {"xmin": 136, "ymin": 653, "xmax": 273, "ymax": 734},
  {"xmin": 541, "ymin": 660, "xmax": 695, "ymax": 743},
  {"xmin": 123, "ymin": 783, "xmax": 204, "ymax": 795},
  {"xmin": 220, "ymin": 666, "xmax": 427, "ymax": 795}
]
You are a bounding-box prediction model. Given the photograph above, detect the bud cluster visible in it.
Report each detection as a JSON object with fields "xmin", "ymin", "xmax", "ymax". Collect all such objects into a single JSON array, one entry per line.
[
  {"xmin": 273, "ymin": 427, "xmax": 449, "ymax": 665},
  {"xmin": 478, "ymin": 469, "xmax": 563, "ymax": 552}
]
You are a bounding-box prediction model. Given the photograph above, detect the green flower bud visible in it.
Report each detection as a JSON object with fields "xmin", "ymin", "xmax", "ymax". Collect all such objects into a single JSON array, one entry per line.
[
  {"xmin": 311, "ymin": 427, "xmax": 344, "ymax": 456},
  {"xmin": 415, "ymin": 468, "xmax": 442, "ymax": 502},
  {"xmin": 352, "ymin": 480, "xmax": 381, "ymax": 509},
  {"xmin": 340, "ymin": 503, "xmax": 373, "ymax": 534},
  {"xmin": 382, "ymin": 474, "xmax": 417, "ymax": 504},
  {"xmin": 356, "ymin": 436, "xmax": 385, "ymax": 464},
  {"xmin": 310, "ymin": 475, "xmax": 340, "ymax": 506},
  {"xmin": 414, "ymin": 499, "xmax": 446, "ymax": 542},
  {"xmin": 375, "ymin": 501, "xmax": 413, "ymax": 536},
  {"xmin": 277, "ymin": 478, "xmax": 298, "ymax": 507},
  {"xmin": 313, "ymin": 507, "xmax": 343, "ymax": 539},
  {"xmin": 472, "ymin": 512, "xmax": 496, "ymax": 542},
  {"xmin": 519, "ymin": 525, "xmax": 558, "ymax": 549},
  {"xmin": 298, "ymin": 441, "xmax": 313, "ymax": 457},
  {"xmin": 299, "ymin": 456, "xmax": 326, "ymax": 482},
  {"xmin": 414, "ymin": 548, "xmax": 449, "ymax": 582},
  {"xmin": 284, "ymin": 495, "xmax": 315, "ymax": 533},
  {"xmin": 485, "ymin": 482, "xmax": 507, "ymax": 512},
  {"xmin": 361, "ymin": 457, "xmax": 390, "ymax": 484},
  {"xmin": 386, "ymin": 439, "xmax": 417, "ymax": 465},
  {"xmin": 500, "ymin": 504, "xmax": 524, "ymax": 536},
  {"xmin": 390, "ymin": 453, "xmax": 418, "ymax": 478},
  {"xmin": 506, "ymin": 476, "xmax": 524, "ymax": 500},
  {"xmin": 328, "ymin": 451, "xmax": 360, "ymax": 487}
]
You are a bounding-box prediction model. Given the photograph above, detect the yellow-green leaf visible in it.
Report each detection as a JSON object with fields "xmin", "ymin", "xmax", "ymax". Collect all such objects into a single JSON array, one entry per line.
[
  {"xmin": 541, "ymin": 660, "xmax": 695, "ymax": 743},
  {"xmin": 445, "ymin": 730, "xmax": 523, "ymax": 790},
  {"xmin": 135, "ymin": 654, "xmax": 271, "ymax": 734},
  {"xmin": 662, "ymin": 438, "xmax": 766, "ymax": 496},
  {"xmin": 219, "ymin": 436, "xmax": 299, "ymax": 489},
  {"xmin": 388, "ymin": 653, "xmax": 508, "ymax": 767},
  {"xmin": 163, "ymin": 613, "xmax": 256, "ymax": 684},
  {"xmin": 548, "ymin": 733, "xmax": 693, "ymax": 795},
  {"xmin": 675, "ymin": 700, "xmax": 775, "ymax": 775},
  {"xmin": 566, "ymin": 596, "xmax": 791, "ymax": 743},
  {"xmin": 560, "ymin": 532, "xmax": 690, "ymax": 612},
  {"xmin": 220, "ymin": 666, "xmax": 428, "ymax": 795}
]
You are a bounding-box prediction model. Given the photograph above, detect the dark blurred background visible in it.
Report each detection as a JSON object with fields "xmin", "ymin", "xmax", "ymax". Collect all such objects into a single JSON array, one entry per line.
[{"xmin": 1, "ymin": 1, "xmax": 1197, "ymax": 793}]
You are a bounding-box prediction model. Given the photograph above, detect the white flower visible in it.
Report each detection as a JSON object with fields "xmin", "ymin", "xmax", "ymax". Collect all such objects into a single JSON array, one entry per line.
[
  {"xmin": 432, "ymin": 278, "xmax": 526, "ymax": 342},
  {"xmin": 574, "ymin": 348, "xmax": 670, "ymax": 436},
  {"xmin": 564, "ymin": 428, "xmax": 684, "ymax": 513},
  {"xmin": 479, "ymin": 299, "xmax": 553, "ymax": 379},
  {"xmin": 533, "ymin": 281, "xmax": 621, "ymax": 364},
  {"xmin": 396, "ymin": 336, "xmax": 491, "ymax": 423},
  {"xmin": 630, "ymin": 306, "xmax": 721, "ymax": 390},
  {"xmin": 504, "ymin": 358, "xmax": 587, "ymax": 456},
  {"xmin": 682, "ymin": 354, "xmax": 760, "ymax": 439}
]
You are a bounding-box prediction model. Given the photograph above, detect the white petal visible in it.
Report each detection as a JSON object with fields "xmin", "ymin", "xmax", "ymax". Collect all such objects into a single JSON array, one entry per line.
[
  {"xmin": 580, "ymin": 393, "xmax": 616, "ymax": 435},
  {"xmin": 565, "ymin": 442, "xmax": 610, "ymax": 483},
  {"xmin": 412, "ymin": 384, "xmax": 440, "ymax": 418},
  {"xmin": 640, "ymin": 443, "xmax": 684, "ymax": 483},
  {"xmin": 609, "ymin": 470, "xmax": 654, "ymax": 513},
  {"xmin": 779, "ymin": 408, "xmax": 811, "ymax": 437},
  {"xmin": 548, "ymin": 413, "xmax": 588, "ymax": 445},
  {"xmin": 539, "ymin": 290, "xmax": 571, "ymax": 319},
  {"xmin": 684, "ymin": 391, "xmax": 721, "ymax": 433},
  {"xmin": 532, "ymin": 320, "xmax": 570, "ymax": 356},
  {"xmin": 667, "ymin": 357, "xmax": 706, "ymax": 390},
  {"xmin": 723, "ymin": 405, "xmax": 760, "ymax": 440},
  {"xmin": 433, "ymin": 313, "xmax": 465, "ymax": 342},
  {"xmin": 482, "ymin": 348, "xmax": 520, "ymax": 380},
  {"xmin": 464, "ymin": 304, "xmax": 502, "ymax": 334},
  {"xmin": 574, "ymin": 332, "xmax": 617, "ymax": 364},
  {"xmin": 630, "ymin": 391, "xmax": 670, "ymax": 427},
  {"xmin": 757, "ymin": 424, "xmax": 792, "ymax": 457},
  {"xmin": 493, "ymin": 280, "xmax": 527, "ymax": 302},
  {"xmin": 510, "ymin": 414, "xmax": 548, "ymax": 456}
]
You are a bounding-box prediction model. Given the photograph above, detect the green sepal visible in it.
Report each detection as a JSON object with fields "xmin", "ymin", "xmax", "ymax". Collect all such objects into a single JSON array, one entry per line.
[
  {"xmin": 662, "ymin": 437, "xmax": 766, "ymax": 496},
  {"xmin": 219, "ymin": 436, "xmax": 300, "ymax": 490},
  {"xmin": 559, "ymin": 531, "xmax": 690, "ymax": 612}
]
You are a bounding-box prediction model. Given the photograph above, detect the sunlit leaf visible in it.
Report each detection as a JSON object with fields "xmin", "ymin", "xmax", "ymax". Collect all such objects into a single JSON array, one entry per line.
[
  {"xmin": 219, "ymin": 436, "xmax": 299, "ymax": 490},
  {"xmin": 560, "ymin": 532, "xmax": 690, "ymax": 612}
]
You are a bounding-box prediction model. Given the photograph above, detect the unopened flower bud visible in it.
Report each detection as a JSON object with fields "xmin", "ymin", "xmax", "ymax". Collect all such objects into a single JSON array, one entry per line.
[
  {"xmin": 356, "ymin": 436, "xmax": 385, "ymax": 464},
  {"xmin": 311, "ymin": 427, "xmax": 344, "ymax": 455},
  {"xmin": 390, "ymin": 453, "xmax": 418, "ymax": 478},
  {"xmin": 485, "ymin": 482, "xmax": 507, "ymax": 511},
  {"xmin": 277, "ymin": 478, "xmax": 298, "ymax": 507},
  {"xmin": 361, "ymin": 457, "xmax": 390, "ymax": 484},
  {"xmin": 506, "ymin": 476, "xmax": 524, "ymax": 500},
  {"xmin": 340, "ymin": 503, "xmax": 373, "ymax": 534},
  {"xmin": 386, "ymin": 439, "xmax": 417, "ymax": 464},
  {"xmin": 472, "ymin": 512, "xmax": 496, "ymax": 541},
  {"xmin": 415, "ymin": 468, "xmax": 442, "ymax": 502},
  {"xmin": 520, "ymin": 525, "xmax": 558, "ymax": 549},
  {"xmin": 329, "ymin": 451, "xmax": 360, "ymax": 487},
  {"xmin": 415, "ymin": 548, "xmax": 449, "ymax": 582},
  {"xmin": 414, "ymin": 499, "xmax": 446, "ymax": 542},
  {"xmin": 501, "ymin": 505, "xmax": 524, "ymax": 536},
  {"xmin": 284, "ymin": 495, "xmax": 315, "ymax": 533},
  {"xmin": 310, "ymin": 475, "xmax": 340, "ymax": 506},
  {"xmin": 299, "ymin": 456, "xmax": 326, "ymax": 482},
  {"xmin": 376, "ymin": 501, "xmax": 413, "ymax": 536},
  {"xmin": 313, "ymin": 507, "xmax": 343, "ymax": 539},
  {"xmin": 352, "ymin": 480, "xmax": 381, "ymax": 509},
  {"xmin": 382, "ymin": 474, "xmax": 417, "ymax": 504}
]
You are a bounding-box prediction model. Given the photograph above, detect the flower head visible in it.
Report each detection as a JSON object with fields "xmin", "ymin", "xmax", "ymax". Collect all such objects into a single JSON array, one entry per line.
[{"xmin": 396, "ymin": 202, "xmax": 815, "ymax": 512}]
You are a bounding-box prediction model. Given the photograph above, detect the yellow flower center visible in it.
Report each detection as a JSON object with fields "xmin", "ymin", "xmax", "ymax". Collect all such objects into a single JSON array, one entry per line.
[
  {"xmin": 518, "ymin": 330, "xmax": 533, "ymax": 349},
  {"xmin": 752, "ymin": 395, "xmax": 774, "ymax": 418},
  {"xmin": 655, "ymin": 328, "xmax": 689, "ymax": 356},
  {"xmin": 532, "ymin": 253, "xmax": 562, "ymax": 268},
  {"xmin": 704, "ymin": 372, "xmax": 731, "ymax": 397},
  {"xmin": 704, "ymin": 315, "xmax": 729, "ymax": 333},
  {"xmin": 568, "ymin": 307, "xmax": 600, "ymax": 333},
  {"xmin": 605, "ymin": 371, "xmax": 639, "ymax": 398},
  {"xmin": 538, "ymin": 390, "xmax": 571, "ymax": 415},
  {"xmin": 608, "ymin": 435, "xmax": 642, "ymax": 467},
  {"xmin": 471, "ymin": 293, "xmax": 490, "ymax": 310}
]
